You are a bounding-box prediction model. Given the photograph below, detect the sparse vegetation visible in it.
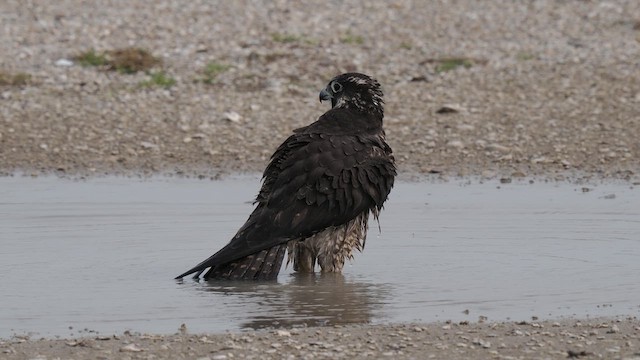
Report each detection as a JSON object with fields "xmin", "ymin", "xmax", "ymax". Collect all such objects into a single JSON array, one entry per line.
[
  {"xmin": 270, "ymin": 33, "xmax": 317, "ymax": 45},
  {"xmin": 0, "ymin": 71, "xmax": 31, "ymax": 86},
  {"xmin": 341, "ymin": 32, "xmax": 364, "ymax": 45},
  {"xmin": 517, "ymin": 52, "xmax": 535, "ymax": 61},
  {"xmin": 74, "ymin": 49, "xmax": 108, "ymax": 67},
  {"xmin": 434, "ymin": 58, "xmax": 473, "ymax": 73},
  {"xmin": 399, "ymin": 41, "xmax": 413, "ymax": 50},
  {"xmin": 106, "ymin": 48, "xmax": 160, "ymax": 74},
  {"xmin": 272, "ymin": 32, "xmax": 301, "ymax": 43},
  {"xmin": 139, "ymin": 71, "xmax": 176, "ymax": 88},
  {"xmin": 200, "ymin": 62, "xmax": 230, "ymax": 84},
  {"xmin": 74, "ymin": 48, "xmax": 160, "ymax": 73}
]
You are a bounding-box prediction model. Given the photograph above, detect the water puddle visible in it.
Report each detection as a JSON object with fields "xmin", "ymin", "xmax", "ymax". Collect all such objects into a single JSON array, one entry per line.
[{"xmin": 1, "ymin": 176, "xmax": 638, "ymax": 338}]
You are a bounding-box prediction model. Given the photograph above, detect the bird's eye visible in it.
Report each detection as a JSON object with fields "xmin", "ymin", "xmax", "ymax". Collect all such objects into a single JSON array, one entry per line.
[{"xmin": 330, "ymin": 81, "xmax": 343, "ymax": 93}]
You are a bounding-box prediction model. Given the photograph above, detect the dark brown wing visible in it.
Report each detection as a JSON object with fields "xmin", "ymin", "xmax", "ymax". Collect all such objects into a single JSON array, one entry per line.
[{"xmin": 175, "ymin": 109, "xmax": 395, "ymax": 279}]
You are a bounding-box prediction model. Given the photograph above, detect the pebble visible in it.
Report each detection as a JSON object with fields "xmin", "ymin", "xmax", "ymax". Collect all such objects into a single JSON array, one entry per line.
[
  {"xmin": 447, "ymin": 140, "xmax": 464, "ymax": 149},
  {"xmin": 223, "ymin": 111, "xmax": 242, "ymax": 123},
  {"xmin": 120, "ymin": 343, "xmax": 143, "ymax": 352},
  {"xmin": 140, "ymin": 141, "xmax": 159, "ymax": 150},
  {"xmin": 486, "ymin": 143, "xmax": 511, "ymax": 153},
  {"xmin": 55, "ymin": 58, "xmax": 74, "ymax": 67}
]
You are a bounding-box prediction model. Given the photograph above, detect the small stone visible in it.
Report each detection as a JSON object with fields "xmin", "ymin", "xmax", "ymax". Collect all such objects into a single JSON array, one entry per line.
[
  {"xmin": 140, "ymin": 141, "xmax": 158, "ymax": 150},
  {"xmin": 223, "ymin": 111, "xmax": 242, "ymax": 123},
  {"xmin": 276, "ymin": 330, "xmax": 291, "ymax": 337},
  {"xmin": 472, "ymin": 338, "xmax": 491, "ymax": 348},
  {"xmin": 486, "ymin": 143, "xmax": 510, "ymax": 152},
  {"xmin": 55, "ymin": 58, "xmax": 74, "ymax": 67},
  {"xmin": 447, "ymin": 140, "xmax": 464, "ymax": 149},
  {"xmin": 436, "ymin": 105, "xmax": 461, "ymax": 114},
  {"xmin": 607, "ymin": 324, "xmax": 620, "ymax": 333},
  {"xmin": 212, "ymin": 355, "xmax": 227, "ymax": 360},
  {"xmin": 531, "ymin": 156, "xmax": 552, "ymax": 164},
  {"xmin": 120, "ymin": 344, "xmax": 143, "ymax": 352},
  {"xmin": 199, "ymin": 336, "xmax": 215, "ymax": 344},
  {"xmin": 457, "ymin": 124, "xmax": 475, "ymax": 131},
  {"xmin": 413, "ymin": 326, "xmax": 423, "ymax": 332}
]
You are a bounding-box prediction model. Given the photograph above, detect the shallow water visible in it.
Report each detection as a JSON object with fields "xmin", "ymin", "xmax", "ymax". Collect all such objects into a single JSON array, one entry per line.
[{"xmin": 0, "ymin": 176, "xmax": 639, "ymax": 338}]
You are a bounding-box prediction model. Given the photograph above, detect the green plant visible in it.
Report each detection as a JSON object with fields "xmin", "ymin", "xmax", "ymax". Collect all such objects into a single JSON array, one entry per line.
[
  {"xmin": 341, "ymin": 32, "xmax": 364, "ymax": 45},
  {"xmin": 74, "ymin": 48, "xmax": 160, "ymax": 73},
  {"xmin": 139, "ymin": 71, "xmax": 176, "ymax": 88},
  {"xmin": 272, "ymin": 33, "xmax": 301, "ymax": 43},
  {"xmin": 201, "ymin": 62, "xmax": 230, "ymax": 84},
  {"xmin": 0, "ymin": 71, "xmax": 31, "ymax": 86},
  {"xmin": 399, "ymin": 41, "xmax": 413, "ymax": 50},
  {"xmin": 435, "ymin": 58, "xmax": 473, "ymax": 73},
  {"xmin": 516, "ymin": 52, "xmax": 535, "ymax": 61},
  {"xmin": 74, "ymin": 50, "xmax": 108, "ymax": 67}
]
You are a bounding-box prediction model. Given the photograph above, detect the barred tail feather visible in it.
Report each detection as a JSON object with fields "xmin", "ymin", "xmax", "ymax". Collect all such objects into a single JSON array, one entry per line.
[{"xmin": 202, "ymin": 244, "xmax": 286, "ymax": 280}]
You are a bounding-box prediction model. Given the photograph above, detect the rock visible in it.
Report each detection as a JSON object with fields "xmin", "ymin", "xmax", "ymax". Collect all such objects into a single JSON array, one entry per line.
[
  {"xmin": 472, "ymin": 338, "xmax": 491, "ymax": 348},
  {"xmin": 223, "ymin": 111, "xmax": 242, "ymax": 123},
  {"xmin": 119, "ymin": 343, "xmax": 143, "ymax": 352},
  {"xmin": 607, "ymin": 324, "xmax": 620, "ymax": 333},
  {"xmin": 436, "ymin": 105, "xmax": 461, "ymax": 114},
  {"xmin": 55, "ymin": 58, "xmax": 74, "ymax": 67},
  {"xmin": 140, "ymin": 141, "xmax": 158, "ymax": 150},
  {"xmin": 447, "ymin": 140, "xmax": 464, "ymax": 149},
  {"xmin": 486, "ymin": 143, "xmax": 511, "ymax": 153}
]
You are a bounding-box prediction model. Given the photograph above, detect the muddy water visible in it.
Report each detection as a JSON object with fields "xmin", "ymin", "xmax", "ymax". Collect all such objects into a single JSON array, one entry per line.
[{"xmin": 0, "ymin": 176, "xmax": 638, "ymax": 338}]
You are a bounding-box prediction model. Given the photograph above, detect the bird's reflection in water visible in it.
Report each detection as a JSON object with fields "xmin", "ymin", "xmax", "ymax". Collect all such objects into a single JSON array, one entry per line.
[{"xmin": 197, "ymin": 273, "xmax": 391, "ymax": 330}]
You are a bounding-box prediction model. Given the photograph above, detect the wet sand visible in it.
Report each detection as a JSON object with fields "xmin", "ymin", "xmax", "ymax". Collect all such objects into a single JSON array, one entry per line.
[
  {"xmin": 2, "ymin": 1, "xmax": 640, "ymax": 358},
  {"xmin": 3, "ymin": 319, "xmax": 639, "ymax": 360}
]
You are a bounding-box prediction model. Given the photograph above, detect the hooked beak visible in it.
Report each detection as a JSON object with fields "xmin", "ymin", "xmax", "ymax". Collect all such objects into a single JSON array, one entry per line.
[{"xmin": 319, "ymin": 88, "xmax": 332, "ymax": 103}]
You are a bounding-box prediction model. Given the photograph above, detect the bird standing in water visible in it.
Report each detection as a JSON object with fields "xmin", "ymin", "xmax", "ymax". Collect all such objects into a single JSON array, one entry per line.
[{"xmin": 176, "ymin": 73, "xmax": 396, "ymax": 280}]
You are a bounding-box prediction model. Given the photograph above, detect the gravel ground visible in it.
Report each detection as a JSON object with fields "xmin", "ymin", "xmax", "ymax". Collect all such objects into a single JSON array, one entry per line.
[
  {"xmin": 2, "ymin": 1, "xmax": 640, "ymax": 358},
  {"xmin": 1, "ymin": 0, "xmax": 639, "ymax": 181},
  {"xmin": 3, "ymin": 318, "xmax": 639, "ymax": 360}
]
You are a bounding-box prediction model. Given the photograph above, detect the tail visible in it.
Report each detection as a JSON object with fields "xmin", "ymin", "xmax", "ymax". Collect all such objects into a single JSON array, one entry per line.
[
  {"xmin": 203, "ymin": 244, "xmax": 286, "ymax": 280},
  {"xmin": 175, "ymin": 244, "xmax": 286, "ymax": 280},
  {"xmin": 175, "ymin": 206, "xmax": 289, "ymax": 280}
]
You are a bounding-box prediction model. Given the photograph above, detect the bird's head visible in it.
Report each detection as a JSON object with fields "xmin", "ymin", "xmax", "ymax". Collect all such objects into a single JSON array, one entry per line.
[{"xmin": 319, "ymin": 73, "xmax": 384, "ymax": 116}]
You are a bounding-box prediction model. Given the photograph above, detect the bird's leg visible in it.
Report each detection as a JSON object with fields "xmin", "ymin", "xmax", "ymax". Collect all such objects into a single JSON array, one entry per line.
[
  {"xmin": 317, "ymin": 254, "xmax": 345, "ymax": 273},
  {"xmin": 288, "ymin": 240, "xmax": 316, "ymax": 272}
]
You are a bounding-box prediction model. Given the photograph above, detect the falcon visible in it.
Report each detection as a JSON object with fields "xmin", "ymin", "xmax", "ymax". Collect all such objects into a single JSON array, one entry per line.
[{"xmin": 176, "ymin": 73, "xmax": 396, "ymax": 280}]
